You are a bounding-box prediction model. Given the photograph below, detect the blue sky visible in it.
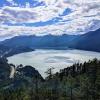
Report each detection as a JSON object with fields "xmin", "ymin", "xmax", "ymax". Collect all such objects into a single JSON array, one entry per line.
[
  {"xmin": 0, "ymin": 0, "xmax": 45, "ymax": 7},
  {"xmin": 0, "ymin": 0, "xmax": 100, "ymax": 38}
]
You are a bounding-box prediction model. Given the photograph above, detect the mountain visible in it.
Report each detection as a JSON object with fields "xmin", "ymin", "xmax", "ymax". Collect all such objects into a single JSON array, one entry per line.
[
  {"xmin": 0, "ymin": 44, "xmax": 34, "ymax": 57},
  {"xmin": 71, "ymin": 28, "xmax": 100, "ymax": 52},
  {"xmin": 0, "ymin": 57, "xmax": 43, "ymax": 89},
  {"xmin": 0, "ymin": 28, "xmax": 100, "ymax": 57},
  {"xmin": 0, "ymin": 34, "xmax": 78, "ymax": 57},
  {"xmin": 0, "ymin": 34, "xmax": 77, "ymax": 48}
]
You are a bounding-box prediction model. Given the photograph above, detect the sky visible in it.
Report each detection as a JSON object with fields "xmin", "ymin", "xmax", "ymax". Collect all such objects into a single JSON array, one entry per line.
[{"xmin": 0, "ymin": 0, "xmax": 100, "ymax": 39}]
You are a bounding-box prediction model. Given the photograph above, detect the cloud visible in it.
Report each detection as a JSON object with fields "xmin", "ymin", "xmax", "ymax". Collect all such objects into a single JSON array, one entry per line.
[{"xmin": 0, "ymin": 0, "xmax": 100, "ymax": 39}]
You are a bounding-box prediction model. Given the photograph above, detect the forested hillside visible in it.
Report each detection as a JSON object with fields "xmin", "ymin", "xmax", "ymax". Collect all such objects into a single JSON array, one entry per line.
[{"xmin": 0, "ymin": 57, "xmax": 100, "ymax": 100}]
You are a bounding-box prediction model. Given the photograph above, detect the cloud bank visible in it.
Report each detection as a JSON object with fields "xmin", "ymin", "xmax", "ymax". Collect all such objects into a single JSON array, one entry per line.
[{"xmin": 0, "ymin": 0, "xmax": 100, "ymax": 39}]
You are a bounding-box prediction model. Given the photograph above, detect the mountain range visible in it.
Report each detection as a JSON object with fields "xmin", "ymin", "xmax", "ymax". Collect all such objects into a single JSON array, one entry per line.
[{"xmin": 0, "ymin": 28, "xmax": 100, "ymax": 57}]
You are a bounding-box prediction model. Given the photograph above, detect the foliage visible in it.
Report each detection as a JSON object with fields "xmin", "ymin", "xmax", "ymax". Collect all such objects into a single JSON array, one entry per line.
[{"xmin": 0, "ymin": 58, "xmax": 100, "ymax": 100}]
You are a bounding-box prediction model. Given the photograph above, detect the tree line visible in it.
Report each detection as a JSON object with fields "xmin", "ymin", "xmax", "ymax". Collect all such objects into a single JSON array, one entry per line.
[{"xmin": 0, "ymin": 57, "xmax": 100, "ymax": 100}]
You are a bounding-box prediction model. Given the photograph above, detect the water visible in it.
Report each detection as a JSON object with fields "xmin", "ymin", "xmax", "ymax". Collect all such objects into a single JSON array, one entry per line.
[{"xmin": 8, "ymin": 49, "xmax": 100, "ymax": 77}]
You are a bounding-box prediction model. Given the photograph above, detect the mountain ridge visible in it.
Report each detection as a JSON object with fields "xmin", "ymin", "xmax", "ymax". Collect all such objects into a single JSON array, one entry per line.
[
  {"xmin": 0, "ymin": 28, "xmax": 100, "ymax": 57},
  {"xmin": 70, "ymin": 28, "xmax": 100, "ymax": 52}
]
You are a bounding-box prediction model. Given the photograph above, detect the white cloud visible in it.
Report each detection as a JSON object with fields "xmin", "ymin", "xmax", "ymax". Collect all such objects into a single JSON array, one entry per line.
[
  {"xmin": 6, "ymin": 0, "xmax": 13, "ymax": 2},
  {"xmin": 0, "ymin": 0, "xmax": 100, "ymax": 38}
]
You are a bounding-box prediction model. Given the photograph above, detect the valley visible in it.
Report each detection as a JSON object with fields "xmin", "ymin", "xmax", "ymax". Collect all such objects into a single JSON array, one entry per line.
[{"xmin": 8, "ymin": 49, "xmax": 100, "ymax": 77}]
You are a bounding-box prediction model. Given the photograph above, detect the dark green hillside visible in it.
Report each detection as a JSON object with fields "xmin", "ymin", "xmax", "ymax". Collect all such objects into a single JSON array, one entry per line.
[{"xmin": 0, "ymin": 57, "xmax": 100, "ymax": 100}]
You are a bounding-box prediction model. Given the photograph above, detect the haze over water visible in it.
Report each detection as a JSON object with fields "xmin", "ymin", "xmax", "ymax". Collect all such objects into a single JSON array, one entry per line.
[{"xmin": 8, "ymin": 49, "xmax": 100, "ymax": 77}]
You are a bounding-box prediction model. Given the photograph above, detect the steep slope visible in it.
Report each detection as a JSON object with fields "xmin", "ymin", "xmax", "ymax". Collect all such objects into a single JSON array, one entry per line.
[
  {"xmin": 71, "ymin": 28, "xmax": 100, "ymax": 52},
  {"xmin": 0, "ymin": 57, "xmax": 43, "ymax": 89}
]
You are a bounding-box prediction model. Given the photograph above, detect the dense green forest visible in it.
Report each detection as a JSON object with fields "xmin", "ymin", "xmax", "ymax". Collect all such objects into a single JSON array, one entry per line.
[{"xmin": 0, "ymin": 57, "xmax": 100, "ymax": 100}]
